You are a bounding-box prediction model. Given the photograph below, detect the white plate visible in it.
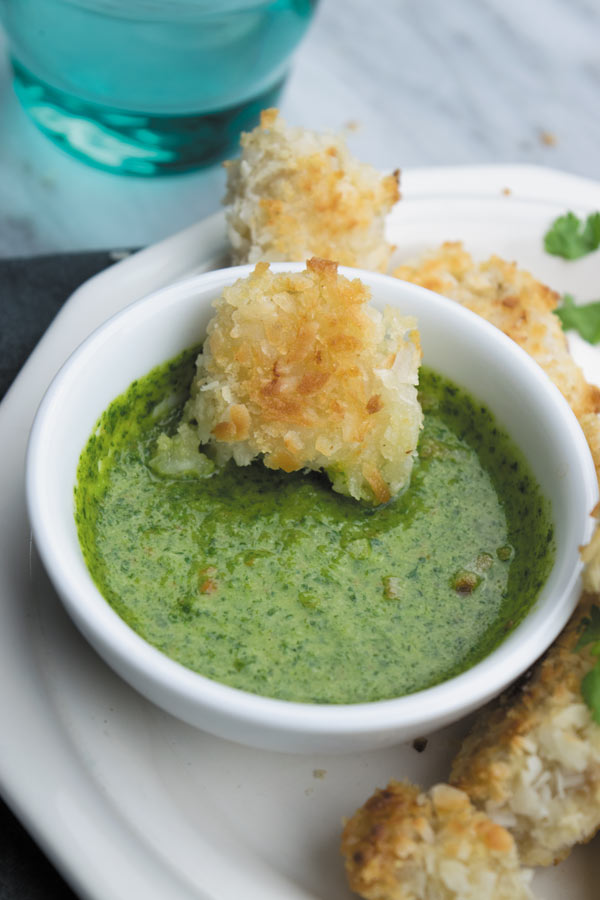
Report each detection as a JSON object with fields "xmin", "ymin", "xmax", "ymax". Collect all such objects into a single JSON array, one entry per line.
[{"xmin": 2, "ymin": 165, "xmax": 600, "ymax": 900}]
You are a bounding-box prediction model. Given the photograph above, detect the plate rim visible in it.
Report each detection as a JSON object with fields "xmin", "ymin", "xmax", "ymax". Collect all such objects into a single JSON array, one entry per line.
[{"xmin": 2, "ymin": 162, "xmax": 600, "ymax": 900}]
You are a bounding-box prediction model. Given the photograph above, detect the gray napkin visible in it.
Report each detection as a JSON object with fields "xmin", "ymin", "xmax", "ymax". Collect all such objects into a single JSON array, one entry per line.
[
  {"xmin": 1, "ymin": 250, "xmax": 133, "ymax": 399},
  {"xmin": 0, "ymin": 250, "xmax": 134, "ymax": 899}
]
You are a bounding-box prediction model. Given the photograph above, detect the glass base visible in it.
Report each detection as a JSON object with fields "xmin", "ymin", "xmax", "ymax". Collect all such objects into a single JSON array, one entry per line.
[{"xmin": 12, "ymin": 60, "xmax": 285, "ymax": 176}]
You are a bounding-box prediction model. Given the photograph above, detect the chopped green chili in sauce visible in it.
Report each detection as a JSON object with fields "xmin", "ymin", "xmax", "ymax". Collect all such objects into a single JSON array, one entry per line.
[{"xmin": 75, "ymin": 348, "xmax": 555, "ymax": 704}]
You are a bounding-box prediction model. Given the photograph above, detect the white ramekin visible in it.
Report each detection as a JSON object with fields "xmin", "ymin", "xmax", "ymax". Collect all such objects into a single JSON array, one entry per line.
[{"xmin": 26, "ymin": 264, "xmax": 598, "ymax": 753}]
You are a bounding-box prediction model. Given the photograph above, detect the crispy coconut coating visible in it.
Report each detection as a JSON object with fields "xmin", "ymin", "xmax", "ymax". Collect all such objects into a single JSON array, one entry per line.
[
  {"xmin": 341, "ymin": 781, "xmax": 534, "ymax": 900},
  {"xmin": 224, "ymin": 109, "xmax": 399, "ymax": 272},
  {"xmin": 449, "ymin": 593, "xmax": 600, "ymax": 866},
  {"xmin": 185, "ymin": 258, "xmax": 422, "ymax": 505},
  {"xmin": 394, "ymin": 241, "xmax": 600, "ymax": 432},
  {"xmin": 581, "ymin": 524, "xmax": 600, "ymax": 593}
]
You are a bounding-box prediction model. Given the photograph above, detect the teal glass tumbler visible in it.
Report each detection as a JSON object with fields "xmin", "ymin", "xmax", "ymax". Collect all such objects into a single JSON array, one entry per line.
[{"xmin": 0, "ymin": 0, "xmax": 318, "ymax": 175}]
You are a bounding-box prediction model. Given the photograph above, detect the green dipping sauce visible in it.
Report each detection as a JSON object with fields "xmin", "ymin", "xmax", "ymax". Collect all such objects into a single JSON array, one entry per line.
[{"xmin": 75, "ymin": 348, "xmax": 555, "ymax": 704}]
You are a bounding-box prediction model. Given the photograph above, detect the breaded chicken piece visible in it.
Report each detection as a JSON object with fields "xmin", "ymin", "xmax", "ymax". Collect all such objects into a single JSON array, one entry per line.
[
  {"xmin": 185, "ymin": 258, "xmax": 422, "ymax": 505},
  {"xmin": 449, "ymin": 592, "xmax": 600, "ymax": 866},
  {"xmin": 224, "ymin": 109, "xmax": 399, "ymax": 272},
  {"xmin": 581, "ymin": 524, "xmax": 600, "ymax": 593},
  {"xmin": 394, "ymin": 242, "xmax": 600, "ymax": 445},
  {"xmin": 341, "ymin": 781, "xmax": 534, "ymax": 900}
]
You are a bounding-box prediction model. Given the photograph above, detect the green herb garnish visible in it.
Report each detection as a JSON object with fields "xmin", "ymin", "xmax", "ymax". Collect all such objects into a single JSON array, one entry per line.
[
  {"xmin": 576, "ymin": 604, "xmax": 600, "ymax": 724},
  {"xmin": 576, "ymin": 604, "xmax": 600, "ymax": 651},
  {"xmin": 544, "ymin": 211, "xmax": 600, "ymax": 259},
  {"xmin": 582, "ymin": 668, "xmax": 600, "ymax": 726},
  {"xmin": 556, "ymin": 295, "xmax": 600, "ymax": 344}
]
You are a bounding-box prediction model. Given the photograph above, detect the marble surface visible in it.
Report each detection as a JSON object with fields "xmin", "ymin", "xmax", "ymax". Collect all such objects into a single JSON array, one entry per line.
[{"xmin": 1, "ymin": 0, "xmax": 600, "ymax": 258}]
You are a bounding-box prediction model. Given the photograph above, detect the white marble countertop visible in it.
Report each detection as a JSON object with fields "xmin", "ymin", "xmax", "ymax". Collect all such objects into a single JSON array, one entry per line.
[{"xmin": 0, "ymin": 0, "xmax": 599, "ymax": 258}]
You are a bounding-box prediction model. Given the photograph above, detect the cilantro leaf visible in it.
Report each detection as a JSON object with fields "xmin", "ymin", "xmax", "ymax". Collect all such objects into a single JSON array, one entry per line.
[
  {"xmin": 576, "ymin": 605, "xmax": 600, "ymax": 723},
  {"xmin": 556, "ymin": 295, "xmax": 600, "ymax": 344},
  {"xmin": 581, "ymin": 666, "xmax": 600, "ymax": 725},
  {"xmin": 576, "ymin": 604, "xmax": 600, "ymax": 650},
  {"xmin": 583, "ymin": 211, "xmax": 600, "ymax": 249},
  {"xmin": 544, "ymin": 211, "xmax": 600, "ymax": 259}
]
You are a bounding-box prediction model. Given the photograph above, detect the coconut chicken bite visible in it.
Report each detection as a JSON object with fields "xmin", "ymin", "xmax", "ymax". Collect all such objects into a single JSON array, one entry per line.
[
  {"xmin": 224, "ymin": 109, "xmax": 399, "ymax": 272},
  {"xmin": 341, "ymin": 781, "xmax": 534, "ymax": 900},
  {"xmin": 449, "ymin": 591, "xmax": 600, "ymax": 867},
  {"xmin": 184, "ymin": 258, "xmax": 422, "ymax": 505}
]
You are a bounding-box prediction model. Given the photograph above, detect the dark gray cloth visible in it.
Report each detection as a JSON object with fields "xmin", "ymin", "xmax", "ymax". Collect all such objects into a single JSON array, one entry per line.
[
  {"xmin": 0, "ymin": 251, "xmax": 123, "ymax": 399},
  {"xmin": 0, "ymin": 251, "xmax": 130, "ymax": 900}
]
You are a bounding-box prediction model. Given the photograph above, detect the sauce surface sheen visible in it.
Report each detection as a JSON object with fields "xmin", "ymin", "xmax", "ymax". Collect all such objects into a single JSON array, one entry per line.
[{"xmin": 75, "ymin": 348, "xmax": 555, "ymax": 704}]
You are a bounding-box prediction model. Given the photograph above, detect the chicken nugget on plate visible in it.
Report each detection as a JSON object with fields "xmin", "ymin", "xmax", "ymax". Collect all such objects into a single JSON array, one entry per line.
[
  {"xmin": 224, "ymin": 109, "xmax": 399, "ymax": 272},
  {"xmin": 341, "ymin": 780, "xmax": 534, "ymax": 900}
]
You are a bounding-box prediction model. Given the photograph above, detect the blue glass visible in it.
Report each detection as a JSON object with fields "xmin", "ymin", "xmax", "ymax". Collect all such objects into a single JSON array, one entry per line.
[{"xmin": 0, "ymin": 0, "xmax": 318, "ymax": 175}]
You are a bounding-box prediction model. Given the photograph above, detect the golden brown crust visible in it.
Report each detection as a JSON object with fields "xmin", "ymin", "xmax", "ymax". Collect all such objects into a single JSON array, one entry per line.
[
  {"xmin": 394, "ymin": 242, "xmax": 600, "ymax": 431},
  {"xmin": 256, "ymin": 162, "xmax": 399, "ymax": 269},
  {"xmin": 341, "ymin": 781, "xmax": 533, "ymax": 900},
  {"xmin": 224, "ymin": 110, "xmax": 399, "ymax": 272},
  {"xmin": 186, "ymin": 259, "xmax": 422, "ymax": 504},
  {"xmin": 259, "ymin": 107, "xmax": 278, "ymax": 128},
  {"xmin": 342, "ymin": 780, "xmax": 426, "ymax": 898}
]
